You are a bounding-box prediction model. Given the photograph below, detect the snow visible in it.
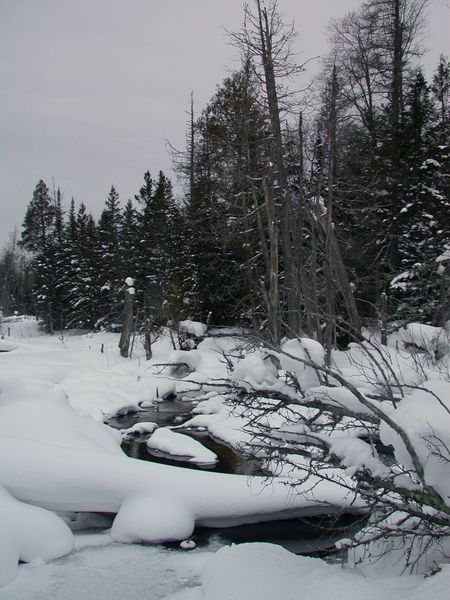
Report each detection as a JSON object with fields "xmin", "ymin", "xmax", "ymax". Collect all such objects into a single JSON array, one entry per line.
[
  {"xmin": 327, "ymin": 437, "xmax": 389, "ymax": 478},
  {"xmin": 146, "ymin": 427, "xmax": 218, "ymax": 466},
  {"xmin": 232, "ymin": 353, "xmax": 278, "ymax": 388},
  {"xmin": 380, "ymin": 379, "xmax": 450, "ymax": 505},
  {"xmin": 162, "ymin": 543, "xmax": 450, "ymax": 600},
  {"xmin": 1, "ymin": 320, "xmax": 449, "ymax": 594},
  {"xmin": 347, "ymin": 511, "xmax": 450, "ymax": 576},
  {"xmin": 279, "ymin": 338, "xmax": 324, "ymax": 391},
  {"xmin": 124, "ymin": 277, "xmax": 134, "ymax": 287},
  {"xmin": 397, "ymin": 323, "xmax": 448, "ymax": 357},
  {"xmin": 0, "ymin": 485, "xmax": 73, "ymax": 586},
  {"xmin": 0, "ymin": 330, "xmax": 361, "ymax": 584},
  {"xmin": 0, "ymin": 538, "xmax": 211, "ymax": 600},
  {"xmin": 179, "ymin": 320, "xmax": 208, "ymax": 338},
  {"xmin": 121, "ymin": 421, "xmax": 158, "ymax": 436}
]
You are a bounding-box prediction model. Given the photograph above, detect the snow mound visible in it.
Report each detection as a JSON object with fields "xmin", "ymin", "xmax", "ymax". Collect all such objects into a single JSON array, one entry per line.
[
  {"xmin": 0, "ymin": 485, "xmax": 73, "ymax": 586},
  {"xmin": 147, "ymin": 428, "xmax": 218, "ymax": 465},
  {"xmin": 121, "ymin": 422, "xmax": 158, "ymax": 436},
  {"xmin": 179, "ymin": 320, "xmax": 208, "ymax": 338},
  {"xmin": 398, "ymin": 323, "xmax": 448, "ymax": 358},
  {"xmin": 232, "ymin": 353, "xmax": 278, "ymax": 388},
  {"xmin": 380, "ymin": 379, "xmax": 450, "ymax": 506},
  {"xmin": 279, "ymin": 338, "xmax": 324, "ymax": 390},
  {"xmin": 111, "ymin": 494, "xmax": 194, "ymax": 543},
  {"xmin": 163, "ymin": 542, "xmax": 450, "ymax": 600}
]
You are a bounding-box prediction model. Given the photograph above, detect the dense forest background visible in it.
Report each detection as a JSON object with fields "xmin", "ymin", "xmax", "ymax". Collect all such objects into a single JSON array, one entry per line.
[{"xmin": 1, "ymin": 0, "xmax": 449, "ymax": 348}]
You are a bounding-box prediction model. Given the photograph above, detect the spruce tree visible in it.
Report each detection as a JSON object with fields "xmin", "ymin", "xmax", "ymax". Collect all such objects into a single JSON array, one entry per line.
[{"xmin": 94, "ymin": 186, "xmax": 123, "ymax": 328}]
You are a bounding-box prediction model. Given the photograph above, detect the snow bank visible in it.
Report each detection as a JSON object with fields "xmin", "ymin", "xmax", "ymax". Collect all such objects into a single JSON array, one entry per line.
[
  {"xmin": 380, "ymin": 379, "xmax": 450, "ymax": 506},
  {"xmin": 347, "ymin": 511, "xmax": 450, "ymax": 576},
  {"xmin": 0, "ymin": 485, "xmax": 73, "ymax": 586},
  {"xmin": 279, "ymin": 338, "xmax": 324, "ymax": 390},
  {"xmin": 397, "ymin": 323, "xmax": 449, "ymax": 358},
  {"xmin": 232, "ymin": 353, "xmax": 278, "ymax": 388},
  {"xmin": 0, "ymin": 316, "xmax": 41, "ymax": 339},
  {"xmin": 0, "ymin": 372, "xmax": 359, "ymax": 585},
  {"xmin": 162, "ymin": 542, "xmax": 450, "ymax": 600},
  {"xmin": 121, "ymin": 422, "xmax": 158, "ymax": 436}
]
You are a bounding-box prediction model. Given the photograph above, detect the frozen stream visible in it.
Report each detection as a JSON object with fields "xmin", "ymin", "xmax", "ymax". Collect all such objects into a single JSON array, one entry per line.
[{"xmin": 107, "ymin": 398, "xmax": 363, "ymax": 556}]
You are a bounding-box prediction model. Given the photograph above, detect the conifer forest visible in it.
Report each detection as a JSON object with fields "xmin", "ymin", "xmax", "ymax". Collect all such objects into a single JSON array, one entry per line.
[
  {"xmin": 1, "ymin": 1, "xmax": 450, "ymax": 596},
  {"xmin": 1, "ymin": 0, "xmax": 449, "ymax": 347}
]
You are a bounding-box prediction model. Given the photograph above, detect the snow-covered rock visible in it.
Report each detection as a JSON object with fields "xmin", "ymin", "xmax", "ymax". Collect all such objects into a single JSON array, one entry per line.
[
  {"xmin": 147, "ymin": 428, "xmax": 218, "ymax": 466},
  {"xmin": 121, "ymin": 422, "xmax": 159, "ymax": 437}
]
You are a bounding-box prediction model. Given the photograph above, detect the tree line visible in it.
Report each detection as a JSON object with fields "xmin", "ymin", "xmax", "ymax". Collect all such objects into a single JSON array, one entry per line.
[{"xmin": 1, "ymin": 0, "xmax": 449, "ymax": 349}]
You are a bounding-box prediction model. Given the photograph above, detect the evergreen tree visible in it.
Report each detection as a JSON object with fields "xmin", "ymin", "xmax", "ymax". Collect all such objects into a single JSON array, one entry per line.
[
  {"xmin": 21, "ymin": 180, "xmax": 66, "ymax": 331},
  {"xmin": 0, "ymin": 230, "xmax": 33, "ymax": 316},
  {"xmin": 120, "ymin": 199, "xmax": 139, "ymax": 283},
  {"xmin": 65, "ymin": 203, "xmax": 98, "ymax": 328},
  {"xmin": 390, "ymin": 65, "xmax": 450, "ymax": 323},
  {"xmin": 134, "ymin": 171, "xmax": 172, "ymax": 323},
  {"xmin": 94, "ymin": 186, "xmax": 123, "ymax": 328}
]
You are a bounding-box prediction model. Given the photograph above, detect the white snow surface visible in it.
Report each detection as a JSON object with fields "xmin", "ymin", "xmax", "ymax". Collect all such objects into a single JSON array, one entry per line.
[
  {"xmin": 161, "ymin": 542, "xmax": 450, "ymax": 600},
  {"xmin": 0, "ymin": 485, "xmax": 73, "ymax": 586},
  {"xmin": 1, "ymin": 319, "xmax": 450, "ymax": 595},
  {"xmin": 178, "ymin": 320, "xmax": 208, "ymax": 338},
  {"xmin": 121, "ymin": 421, "xmax": 158, "ymax": 436},
  {"xmin": 0, "ymin": 327, "xmax": 360, "ymax": 586},
  {"xmin": 380, "ymin": 379, "xmax": 450, "ymax": 506},
  {"xmin": 147, "ymin": 427, "xmax": 218, "ymax": 465},
  {"xmin": 279, "ymin": 337, "xmax": 324, "ymax": 390}
]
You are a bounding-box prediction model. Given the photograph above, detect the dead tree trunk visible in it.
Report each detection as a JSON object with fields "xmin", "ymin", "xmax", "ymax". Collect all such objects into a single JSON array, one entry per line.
[
  {"xmin": 144, "ymin": 318, "xmax": 152, "ymax": 360},
  {"xmin": 255, "ymin": 0, "xmax": 300, "ymax": 335},
  {"xmin": 263, "ymin": 175, "xmax": 280, "ymax": 346},
  {"xmin": 324, "ymin": 67, "xmax": 338, "ymax": 366},
  {"xmin": 119, "ymin": 288, "xmax": 134, "ymax": 358}
]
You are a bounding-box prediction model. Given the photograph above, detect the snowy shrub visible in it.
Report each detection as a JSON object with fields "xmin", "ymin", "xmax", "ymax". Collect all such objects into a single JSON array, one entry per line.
[{"xmin": 228, "ymin": 332, "xmax": 450, "ymax": 574}]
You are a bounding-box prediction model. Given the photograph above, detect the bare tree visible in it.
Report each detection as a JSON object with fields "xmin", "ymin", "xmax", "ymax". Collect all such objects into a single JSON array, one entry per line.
[{"xmin": 227, "ymin": 327, "xmax": 450, "ymax": 573}]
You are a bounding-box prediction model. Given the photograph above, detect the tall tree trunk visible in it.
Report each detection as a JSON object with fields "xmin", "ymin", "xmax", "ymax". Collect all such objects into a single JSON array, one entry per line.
[
  {"xmin": 296, "ymin": 111, "xmax": 316, "ymax": 337},
  {"xmin": 324, "ymin": 67, "xmax": 338, "ymax": 366},
  {"xmin": 256, "ymin": 0, "xmax": 299, "ymax": 335},
  {"xmin": 263, "ymin": 176, "xmax": 280, "ymax": 346},
  {"xmin": 119, "ymin": 288, "xmax": 134, "ymax": 358}
]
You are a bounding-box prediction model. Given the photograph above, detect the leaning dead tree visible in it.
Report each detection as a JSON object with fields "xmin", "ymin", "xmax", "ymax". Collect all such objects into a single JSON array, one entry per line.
[{"xmin": 226, "ymin": 327, "xmax": 450, "ymax": 574}]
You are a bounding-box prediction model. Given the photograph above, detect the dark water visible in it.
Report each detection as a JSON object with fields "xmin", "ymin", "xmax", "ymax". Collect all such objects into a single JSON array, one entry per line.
[
  {"xmin": 108, "ymin": 397, "xmax": 264, "ymax": 475},
  {"xmin": 107, "ymin": 398, "xmax": 363, "ymax": 556},
  {"xmin": 185, "ymin": 513, "xmax": 363, "ymax": 557}
]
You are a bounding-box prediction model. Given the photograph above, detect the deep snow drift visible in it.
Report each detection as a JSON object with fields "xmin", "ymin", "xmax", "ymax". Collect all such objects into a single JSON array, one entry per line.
[
  {"xmin": 1, "ymin": 316, "xmax": 449, "ymax": 597},
  {"xmin": 0, "ymin": 320, "xmax": 358, "ymax": 586}
]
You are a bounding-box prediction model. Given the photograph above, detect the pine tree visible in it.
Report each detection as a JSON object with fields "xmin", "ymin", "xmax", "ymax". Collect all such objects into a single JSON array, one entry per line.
[
  {"xmin": 120, "ymin": 199, "xmax": 139, "ymax": 283},
  {"xmin": 94, "ymin": 186, "xmax": 123, "ymax": 328},
  {"xmin": 21, "ymin": 180, "xmax": 66, "ymax": 331},
  {"xmin": 65, "ymin": 203, "xmax": 98, "ymax": 328},
  {"xmin": 134, "ymin": 171, "xmax": 172, "ymax": 323},
  {"xmin": 390, "ymin": 64, "xmax": 450, "ymax": 323}
]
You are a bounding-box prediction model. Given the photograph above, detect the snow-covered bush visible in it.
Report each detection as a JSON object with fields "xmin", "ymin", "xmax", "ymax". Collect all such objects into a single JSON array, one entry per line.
[{"xmin": 228, "ymin": 327, "xmax": 450, "ymax": 574}]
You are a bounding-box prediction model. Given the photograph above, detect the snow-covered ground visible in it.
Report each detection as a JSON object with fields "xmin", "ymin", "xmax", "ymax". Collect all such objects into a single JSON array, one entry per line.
[
  {"xmin": 2, "ymin": 539, "xmax": 449, "ymax": 600},
  {"xmin": 1, "ymin": 317, "xmax": 449, "ymax": 597}
]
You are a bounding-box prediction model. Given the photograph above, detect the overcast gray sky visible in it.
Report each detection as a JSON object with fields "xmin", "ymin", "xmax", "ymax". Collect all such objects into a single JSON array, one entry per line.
[{"xmin": 1, "ymin": 0, "xmax": 448, "ymax": 247}]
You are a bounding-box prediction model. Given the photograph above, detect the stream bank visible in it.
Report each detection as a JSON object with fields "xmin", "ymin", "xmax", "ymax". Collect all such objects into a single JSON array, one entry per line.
[{"xmin": 107, "ymin": 398, "xmax": 363, "ymax": 557}]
